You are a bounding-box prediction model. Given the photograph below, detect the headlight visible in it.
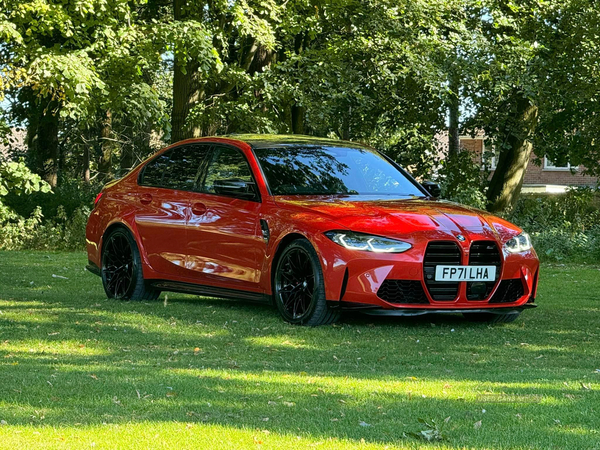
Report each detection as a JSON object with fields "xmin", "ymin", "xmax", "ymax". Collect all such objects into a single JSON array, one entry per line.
[
  {"xmin": 324, "ymin": 231, "xmax": 412, "ymax": 253},
  {"xmin": 505, "ymin": 232, "xmax": 532, "ymax": 253}
]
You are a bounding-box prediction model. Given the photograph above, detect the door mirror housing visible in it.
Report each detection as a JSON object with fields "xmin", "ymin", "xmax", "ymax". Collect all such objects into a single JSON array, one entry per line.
[
  {"xmin": 421, "ymin": 181, "xmax": 441, "ymax": 198},
  {"xmin": 213, "ymin": 178, "xmax": 257, "ymax": 200}
]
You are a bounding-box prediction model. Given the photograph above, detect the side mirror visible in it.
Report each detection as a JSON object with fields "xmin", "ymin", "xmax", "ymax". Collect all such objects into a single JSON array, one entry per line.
[
  {"xmin": 213, "ymin": 178, "xmax": 257, "ymax": 200},
  {"xmin": 421, "ymin": 181, "xmax": 441, "ymax": 198}
]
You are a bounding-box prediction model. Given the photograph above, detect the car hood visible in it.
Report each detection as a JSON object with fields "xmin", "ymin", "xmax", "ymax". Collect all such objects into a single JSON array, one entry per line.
[{"xmin": 274, "ymin": 195, "xmax": 521, "ymax": 242}]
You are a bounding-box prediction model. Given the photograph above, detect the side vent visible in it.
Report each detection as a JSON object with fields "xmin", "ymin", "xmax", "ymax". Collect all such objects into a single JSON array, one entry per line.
[
  {"xmin": 260, "ymin": 219, "xmax": 270, "ymax": 243},
  {"xmin": 340, "ymin": 268, "xmax": 349, "ymax": 301},
  {"xmin": 489, "ymin": 279, "xmax": 525, "ymax": 303}
]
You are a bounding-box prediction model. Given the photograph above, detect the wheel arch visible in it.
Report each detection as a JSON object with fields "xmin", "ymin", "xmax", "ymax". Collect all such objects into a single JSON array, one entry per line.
[
  {"xmin": 269, "ymin": 231, "xmax": 340, "ymax": 325},
  {"xmin": 100, "ymin": 220, "xmax": 145, "ymax": 264},
  {"xmin": 102, "ymin": 221, "xmax": 131, "ymax": 247},
  {"xmin": 270, "ymin": 232, "xmax": 310, "ymax": 296}
]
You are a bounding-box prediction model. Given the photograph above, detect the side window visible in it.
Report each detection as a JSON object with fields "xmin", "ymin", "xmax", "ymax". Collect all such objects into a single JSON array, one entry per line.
[
  {"xmin": 162, "ymin": 145, "xmax": 210, "ymax": 190},
  {"xmin": 139, "ymin": 153, "xmax": 170, "ymax": 187},
  {"xmin": 140, "ymin": 144, "xmax": 210, "ymax": 190},
  {"xmin": 201, "ymin": 146, "xmax": 258, "ymax": 200}
]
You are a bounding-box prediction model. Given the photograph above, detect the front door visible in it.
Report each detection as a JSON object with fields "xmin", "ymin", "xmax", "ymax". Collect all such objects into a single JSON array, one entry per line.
[{"xmin": 185, "ymin": 145, "xmax": 265, "ymax": 292}]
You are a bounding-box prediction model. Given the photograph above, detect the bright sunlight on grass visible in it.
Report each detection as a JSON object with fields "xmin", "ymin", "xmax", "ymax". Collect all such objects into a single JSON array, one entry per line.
[{"xmin": 0, "ymin": 251, "xmax": 599, "ymax": 449}]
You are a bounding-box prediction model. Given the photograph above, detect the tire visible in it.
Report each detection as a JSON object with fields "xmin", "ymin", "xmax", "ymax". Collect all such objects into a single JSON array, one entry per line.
[
  {"xmin": 101, "ymin": 227, "xmax": 160, "ymax": 301},
  {"xmin": 463, "ymin": 311, "xmax": 521, "ymax": 324},
  {"xmin": 273, "ymin": 238, "xmax": 340, "ymax": 326}
]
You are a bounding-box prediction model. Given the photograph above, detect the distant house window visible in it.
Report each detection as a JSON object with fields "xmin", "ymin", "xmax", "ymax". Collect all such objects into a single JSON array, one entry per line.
[
  {"xmin": 481, "ymin": 146, "xmax": 499, "ymax": 170},
  {"xmin": 544, "ymin": 156, "xmax": 571, "ymax": 171}
]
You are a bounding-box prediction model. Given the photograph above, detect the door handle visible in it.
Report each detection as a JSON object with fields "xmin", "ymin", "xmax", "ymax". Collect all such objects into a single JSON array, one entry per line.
[
  {"xmin": 140, "ymin": 193, "xmax": 152, "ymax": 205},
  {"xmin": 192, "ymin": 202, "xmax": 207, "ymax": 215}
]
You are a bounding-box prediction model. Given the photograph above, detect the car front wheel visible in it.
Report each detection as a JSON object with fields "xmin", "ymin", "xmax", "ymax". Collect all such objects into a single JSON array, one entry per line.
[{"xmin": 273, "ymin": 238, "xmax": 340, "ymax": 326}]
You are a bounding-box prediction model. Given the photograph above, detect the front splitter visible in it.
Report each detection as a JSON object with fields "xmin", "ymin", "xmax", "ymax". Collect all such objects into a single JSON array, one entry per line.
[{"xmin": 360, "ymin": 304, "xmax": 537, "ymax": 317}]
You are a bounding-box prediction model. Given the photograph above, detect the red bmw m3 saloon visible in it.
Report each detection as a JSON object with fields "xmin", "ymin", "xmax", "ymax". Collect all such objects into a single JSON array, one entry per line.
[{"xmin": 86, "ymin": 135, "xmax": 539, "ymax": 326}]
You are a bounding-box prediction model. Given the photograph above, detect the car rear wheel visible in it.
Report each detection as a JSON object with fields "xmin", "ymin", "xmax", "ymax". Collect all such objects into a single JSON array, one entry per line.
[
  {"xmin": 463, "ymin": 311, "xmax": 521, "ymax": 324},
  {"xmin": 101, "ymin": 228, "xmax": 160, "ymax": 301},
  {"xmin": 274, "ymin": 239, "xmax": 340, "ymax": 326}
]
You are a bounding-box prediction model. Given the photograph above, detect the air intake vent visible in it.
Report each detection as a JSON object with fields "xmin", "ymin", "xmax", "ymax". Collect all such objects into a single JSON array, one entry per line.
[
  {"xmin": 423, "ymin": 241, "xmax": 461, "ymax": 301},
  {"xmin": 377, "ymin": 280, "xmax": 429, "ymax": 304},
  {"xmin": 467, "ymin": 241, "xmax": 502, "ymax": 300},
  {"xmin": 489, "ymin": 279, "xmax": 524, "ymax": 303}
]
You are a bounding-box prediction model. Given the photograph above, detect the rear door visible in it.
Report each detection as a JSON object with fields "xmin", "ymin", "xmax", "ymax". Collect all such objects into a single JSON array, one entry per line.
[
  {"xmin": 135, "ymin": 143, "xmax": 211, "ymax": 277},
  {"xmin": 185, "ymin": 144, "xmax": 265, "ymax": 292}
]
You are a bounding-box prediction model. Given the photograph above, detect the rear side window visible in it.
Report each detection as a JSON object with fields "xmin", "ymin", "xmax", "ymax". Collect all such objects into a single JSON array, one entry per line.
[
  {"xmin": 140, "ymin": 154, "xmax": 170, "ymax": 187},
  {"xmin": 139, "ymin": 144, "xmax": 210, "ymax": 190}
]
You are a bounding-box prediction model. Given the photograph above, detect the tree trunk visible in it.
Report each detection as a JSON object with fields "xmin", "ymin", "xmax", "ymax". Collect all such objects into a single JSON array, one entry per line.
[
  {"xmin": 171, "ymin": 59, "xmax": 203, "ymax": 142},
  {"xmin": 291, "ymin": 104, "xmax": 305, "ymax": 134},
  {"xmin": 83, "ymin": 144, "xmax": 90, "ymax": 183},
  {"xmin": 26, "ymin": 98, "xmax": 60, "ymax": 188},
  {"xmin": 448, "ymin": 75, "xmax": 460, "ymax": 157},
  {"xmin": 120, "ymin": 143, "xmax": 134, "ymax": 175},
  {"xmin": 486, "ymin": 94, "xmax": 538, "ymax": 212},
  {"xmin": 171, "ymin": 0, "xmax": 202, "ymax": 143},
  {"xmin": 98, "ymin": 109, "xmax": 115, "ymax": 181}
]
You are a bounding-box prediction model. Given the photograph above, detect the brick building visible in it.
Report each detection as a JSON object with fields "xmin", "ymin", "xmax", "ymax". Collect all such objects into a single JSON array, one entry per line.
[
  {"xmin": 0, "ymin": 128, "xmax": 27, "ymax": 161},
  {"xmin": 459, "ymin": 135, "xmax": 599, "ymax": 193}
]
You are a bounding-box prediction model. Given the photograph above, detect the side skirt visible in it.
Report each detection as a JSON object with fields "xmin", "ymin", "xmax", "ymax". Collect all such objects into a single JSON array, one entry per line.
[
  {"xmin": 149, "ymin": 280, "xmax": 272, "ymax": 304},
  {"xmin": 86, "ymin": 262, "xmax": 101, "ymax": 277}
]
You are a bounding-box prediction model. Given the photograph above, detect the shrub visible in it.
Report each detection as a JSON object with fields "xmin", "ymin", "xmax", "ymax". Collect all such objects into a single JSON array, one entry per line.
[
  {"xmin": 0, "ymin": 204, "xmax": 90, "ymax": 251},
  {"xmin": 26, "ymin": 205, "xmax": 91, "ymax": 251},
  {"xmin": 0, "ymin": 160, "xmax": 51, "ymax": 250},
  {"xmin": 506, "ymin": 187, "xmax": 600, "ymax": 262},
  {"xmin": 527, "ymin": 227, "xmax": 600, "ymax": 262},
  {"xmin": 437, "ymin": 152, "xmax": 487, "ymax": 209},
  {"xmin": 5, "ymin": 178, "xmax": 100, "ymax": 219},
  {"xmin": 0, "ymin": 163, "xmax": 93, "ymax": 251}
]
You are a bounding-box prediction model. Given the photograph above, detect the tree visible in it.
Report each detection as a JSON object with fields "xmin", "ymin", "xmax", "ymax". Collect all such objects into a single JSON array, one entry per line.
[
  {"xmin": 169, "ymin": 0, "xmax": 275, "ymax": 141},
  {"xmin": 462, "ymin": 0, "xmax": 600, "ymax": 211},
  {"xmin": 1, "ymin": 0, "xmax": 177, "ymax": 185},
  {"xmin": 1, "ymin": 1, "xmax": 109, "ymax": 186}
]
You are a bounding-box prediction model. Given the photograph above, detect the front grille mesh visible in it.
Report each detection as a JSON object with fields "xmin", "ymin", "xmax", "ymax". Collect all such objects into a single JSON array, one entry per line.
[
  {"xmin": 423, "ymin": 241, "xmax": 461, "ymax": 301},
  {"xmin": 377, "ymin": 280, "xmax": 429, "ymax": 304},
  {"xmin": 489, "ymin": 279, "xmax": 524, "ymax": 303},
  {"xmin": 467, "ymin": 241, "xmax": 502, "ymax": 300},
  {"xmin": 378, "ymin": 240, "xmax": 512, "ymax": 304}
]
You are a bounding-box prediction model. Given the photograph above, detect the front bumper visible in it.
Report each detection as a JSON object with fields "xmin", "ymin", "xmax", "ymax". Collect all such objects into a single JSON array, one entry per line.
[{"xmin": 317, "ymin": 233, "xmax": 540, "ymax": 312}]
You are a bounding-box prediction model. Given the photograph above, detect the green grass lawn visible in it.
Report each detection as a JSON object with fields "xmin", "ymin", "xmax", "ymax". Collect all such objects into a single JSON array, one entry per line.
[{"xmin": 0, "ymin": 251, "xmax": 599, "ymax": 449}]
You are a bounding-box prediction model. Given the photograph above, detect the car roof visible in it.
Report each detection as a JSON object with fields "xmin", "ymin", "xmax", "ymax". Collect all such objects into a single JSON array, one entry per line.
[{"xmin": 222, "ymin": 134, "xmax": 371, "ymax": 150}]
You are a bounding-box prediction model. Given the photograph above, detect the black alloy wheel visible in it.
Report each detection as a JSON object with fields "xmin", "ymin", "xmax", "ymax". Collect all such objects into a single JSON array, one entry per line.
[
  {"xmin": 101, "ymin": 228, "xmax": 159, "ymax": 301},
  {"xmin": 274, "ymin": 239, "xmax": 339, "ymax": 326}
]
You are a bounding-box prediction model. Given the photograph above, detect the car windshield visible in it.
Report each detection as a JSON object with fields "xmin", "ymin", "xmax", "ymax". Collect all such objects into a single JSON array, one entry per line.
[{"xmin": 254, "ymin": 146, "xmax": 424, "ymax": 197}]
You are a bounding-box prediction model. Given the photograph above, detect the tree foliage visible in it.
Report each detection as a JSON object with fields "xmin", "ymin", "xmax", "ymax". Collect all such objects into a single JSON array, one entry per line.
[{"xmin": 0, "ymin": 0, "xmax": 598, "ymax": 211}]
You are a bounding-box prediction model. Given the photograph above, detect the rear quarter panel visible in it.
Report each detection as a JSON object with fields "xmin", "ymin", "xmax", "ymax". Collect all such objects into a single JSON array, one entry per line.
[{"xmin": 86, "ymin": 173, "xmax": 151, "ymax": 273}]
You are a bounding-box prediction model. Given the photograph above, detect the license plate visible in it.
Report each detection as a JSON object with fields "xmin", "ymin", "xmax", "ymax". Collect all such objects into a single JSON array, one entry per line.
[{"xmin": 435, "ymin": 265, "xmax": 496, "ymax": 282}]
